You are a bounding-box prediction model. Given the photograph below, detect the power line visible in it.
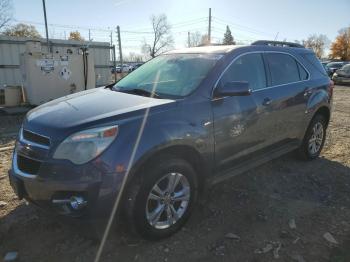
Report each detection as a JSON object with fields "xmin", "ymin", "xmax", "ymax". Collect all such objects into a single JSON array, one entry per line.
[
  {"xmin": 13, "ymin": 19, "xmax": 112, "ymax": 32},
  {"xmin": 171, "ymin": 18, "xmax": 208, "ymax": 29},
  {"xmin": 171, "ymin": 17, "xmax": 207, "ymax": 26},
  {"xmin": 121, "ymin": 30, "xmax": 153, "ymax": 34},
  {"xmin": 121, "ymin": 17, "xmax": 208, "ymax": 32},
  {"xmin": 13, "ymin": 16, "xmax": 273, "ymax": 39},
  {"xmin": 11, "ymin": 17, "xmax": 262, "ymax": 50},
  {"xmin": 212, "ymin": 16, "xmax": 275, "ymax": 37},
  {"xmin": 211, "ymin": 26, "xmax": 258, "ymax": 40},
  {"xmin": 173, "ymin": 27, "xmax": 208, "ymax": 34}
]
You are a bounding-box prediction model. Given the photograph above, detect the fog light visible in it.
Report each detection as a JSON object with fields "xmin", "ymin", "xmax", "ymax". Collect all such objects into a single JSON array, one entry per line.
[{"xmin": 70, "ymin": 196, "xmax": 87, "ymax": 210}]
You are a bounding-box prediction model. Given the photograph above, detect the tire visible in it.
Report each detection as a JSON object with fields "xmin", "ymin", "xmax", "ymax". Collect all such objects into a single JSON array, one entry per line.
[
  {"xmin": 298, "ymin": 114, "xmax": 327, "ymax": 160},
  {"xmin": 125, "ymin": 157, "xmax": 198, "ymax": 240}
]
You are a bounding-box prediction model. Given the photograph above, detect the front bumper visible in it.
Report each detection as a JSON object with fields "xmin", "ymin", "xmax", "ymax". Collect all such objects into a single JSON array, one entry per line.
[{"xmin": 8, "ymin": 149, "xmax": 124, "ymax": 220}]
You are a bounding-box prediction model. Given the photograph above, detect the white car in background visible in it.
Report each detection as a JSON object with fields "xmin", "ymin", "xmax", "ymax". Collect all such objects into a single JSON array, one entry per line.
[{"xmin": 113, "ymin": 64, "xmax": 131, "ymax": 73}]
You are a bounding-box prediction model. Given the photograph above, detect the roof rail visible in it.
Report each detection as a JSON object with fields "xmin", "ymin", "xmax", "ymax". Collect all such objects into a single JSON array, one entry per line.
[
  {"xmin": 197, "ymin": 43, "xmax": 227, "ymax": 47},
  {"xmin": 251, "ymin": 40, "xmax": 304, "ymax": 48}
]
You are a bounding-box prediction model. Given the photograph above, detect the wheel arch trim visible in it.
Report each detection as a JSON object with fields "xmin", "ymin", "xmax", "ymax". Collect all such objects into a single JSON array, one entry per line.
[{"xmin": 126, "ymin": 143, "xmax": 210, "ymax": 193}]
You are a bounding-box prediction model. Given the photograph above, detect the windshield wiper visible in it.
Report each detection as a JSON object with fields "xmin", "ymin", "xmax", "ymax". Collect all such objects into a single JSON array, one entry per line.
[{"xmin": 120, "ymin": 88, "xmax": 161, "ymax": 98}]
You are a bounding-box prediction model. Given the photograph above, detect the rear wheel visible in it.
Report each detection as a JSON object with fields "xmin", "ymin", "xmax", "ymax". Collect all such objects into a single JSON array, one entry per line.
[
  {"xmin": 125, "ymin": 157, "xmax": 198, "ymax": 240},
  {"xmin": 298, "ymin": 114, "xmax": 327, "ymax": 160}
]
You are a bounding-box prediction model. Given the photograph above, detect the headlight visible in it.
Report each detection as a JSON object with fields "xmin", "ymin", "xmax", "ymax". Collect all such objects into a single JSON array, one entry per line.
[{"xmin": 53, "ymin": 125, "xmax": 118, "ymax": 164}]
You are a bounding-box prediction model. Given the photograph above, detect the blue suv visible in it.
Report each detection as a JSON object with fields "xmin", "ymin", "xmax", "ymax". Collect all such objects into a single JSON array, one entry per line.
[{"xmin": 9, "ymin": 41, "xmax": 333, "ymax": 239}]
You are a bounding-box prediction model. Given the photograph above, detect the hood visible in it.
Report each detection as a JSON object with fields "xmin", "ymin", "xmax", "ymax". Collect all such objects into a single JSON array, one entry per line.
[{"xmin": 25, "ymin": 87, "xmax": 175, "ymax": 136}]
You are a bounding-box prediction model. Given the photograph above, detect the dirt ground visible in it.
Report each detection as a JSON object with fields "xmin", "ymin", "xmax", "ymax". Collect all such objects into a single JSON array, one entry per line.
[{"xmin": 1, "ymin": 86, "xmax": 350, "ymax": 262}]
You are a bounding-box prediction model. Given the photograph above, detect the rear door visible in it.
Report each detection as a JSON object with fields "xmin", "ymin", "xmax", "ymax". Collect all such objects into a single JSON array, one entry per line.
[{"xmin": 262, "ymin": 52, "xmax": 310, "ymax": 142}]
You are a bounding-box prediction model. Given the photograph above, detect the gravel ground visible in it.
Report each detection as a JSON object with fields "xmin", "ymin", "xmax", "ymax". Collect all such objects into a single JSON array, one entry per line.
[{"xmin": 0, "ymin": 86, "xmax": 349, "ymax": 262}]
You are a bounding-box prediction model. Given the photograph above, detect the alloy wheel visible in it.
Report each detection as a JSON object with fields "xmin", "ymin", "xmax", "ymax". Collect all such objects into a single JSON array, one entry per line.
[
  {"xmin": 145, "ymin": 173, "xmax": 190, "ymax": 229},
  {"xmin": 308, "ymin": 122, "xmax": 324, "ymax": 155}
]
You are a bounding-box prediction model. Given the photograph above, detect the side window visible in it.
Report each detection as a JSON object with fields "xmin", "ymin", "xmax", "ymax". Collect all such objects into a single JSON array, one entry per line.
[
  {"xmin": 266, "ymin": 53, "xmax": 300, "ymax": 85},
  {"xmin": 302, "ymin": 53, "xmax": 327, "ymax": 76},
  {"xmin": 220, "ymin": 53, "xmax": 266, "ymax": 91},
  {"xmin": 297, "ymin": 63, "xmax": 308, "ymax": 80}
]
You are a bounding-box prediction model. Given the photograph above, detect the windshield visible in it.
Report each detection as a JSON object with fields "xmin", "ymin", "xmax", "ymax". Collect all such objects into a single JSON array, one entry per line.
[{"xmin": 113, "ymin": 53, "xmax": 222, "ymax": 98}]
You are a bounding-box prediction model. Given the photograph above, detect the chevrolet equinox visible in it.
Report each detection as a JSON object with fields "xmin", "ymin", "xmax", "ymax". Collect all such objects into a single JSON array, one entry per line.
[{"xmin": 9, "ymin": 41, "xmax": 333, "ymax": 239}]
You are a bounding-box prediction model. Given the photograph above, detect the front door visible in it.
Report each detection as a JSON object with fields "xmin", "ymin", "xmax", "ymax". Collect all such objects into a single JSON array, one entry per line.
[{"xmin": 212, "ymin": 52, "xmax": 276, "ymax": 171}]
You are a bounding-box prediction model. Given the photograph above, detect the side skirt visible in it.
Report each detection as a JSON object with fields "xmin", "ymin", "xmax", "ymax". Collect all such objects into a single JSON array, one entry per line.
[{"xmin": 208, "ymin": 141, "xmax": 299, "ymax": 185}]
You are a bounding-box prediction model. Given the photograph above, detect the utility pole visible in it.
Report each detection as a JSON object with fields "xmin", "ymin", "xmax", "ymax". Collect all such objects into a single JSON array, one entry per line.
[
  {"xmin": 89, "ymin": 29, "xmax": 91, "ymax": 41},
  {"xmin": 188, "ymin": 31, "xmax": 190, "ymax": 47},
  {"xmin": 42, "ymin": 0, "xmax": 50, "ymax": 52},
  {"xmin": 110, "ymin": 31, "xmax": 113, "ymax": 46},
  {"xmin": 116, "ymin": 26, "xmax": 123, "ymax": 74},
  {"xmin": 112, "ymin": 45, "xmax": 117, "ymax": 81},
  {"xmin": 208, "ymin": 8, "xmax": 212, "ymax": 44}
]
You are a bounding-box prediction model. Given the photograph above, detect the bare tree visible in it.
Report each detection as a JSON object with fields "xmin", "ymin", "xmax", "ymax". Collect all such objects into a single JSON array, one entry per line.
[
  {"xmin": 302, "ymin": 34, "xmax": 330, "ymax": 58},
  {"xmin": 200, "ymin": 34, "xmax": 210, "ymax": 46},
  {"xmin": 126, "ymin": 52, "xmax": 144, "ymax": 62},
  {"xmin": 0, "ymin": 0, "xmax": 12, "ymax": 31},
  {"xmin": 142, "ymin": 14, "xmax": 174, "ymax": 58},
  {"xmin": 187, "ymin": 31, "xmax": 202, "ymax": 47}
]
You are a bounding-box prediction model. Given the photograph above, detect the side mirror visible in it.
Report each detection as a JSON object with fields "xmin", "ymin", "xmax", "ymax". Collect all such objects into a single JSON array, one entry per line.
[{"xmin": 214, "ymin": 81, "xmax": 252, "ymax": 98}]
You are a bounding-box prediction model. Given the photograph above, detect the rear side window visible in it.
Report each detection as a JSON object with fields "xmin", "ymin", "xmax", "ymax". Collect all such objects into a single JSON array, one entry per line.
[
  {"xmin": 220, "ymin": 53, "xmax": 266, "ymax": 91},
  {"xmin": 265, "ymin": 53, "xmax": 300, "ymax": 85},
  {"xmin": 298, "ymin": 63, "xmax": 308, "ymax": 80},
  {"xmin": 302, "ymin": 53, "xmax": 327, "ymax": 76}
]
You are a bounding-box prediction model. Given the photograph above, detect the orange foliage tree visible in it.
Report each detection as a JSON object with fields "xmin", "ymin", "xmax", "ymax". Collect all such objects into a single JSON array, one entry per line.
[
  {"xmin": 68, "ymin": 31, "xmax": 84, "ymax": 41},
  {"xmin": 330, "ymin": 27, "xmax": 350, "ymax": 60}
]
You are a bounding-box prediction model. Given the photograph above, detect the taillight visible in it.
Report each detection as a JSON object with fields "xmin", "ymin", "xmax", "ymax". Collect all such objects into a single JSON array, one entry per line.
[{"xmin": 328, "ymin": 80, "xmax": 334, "ymax": 98}]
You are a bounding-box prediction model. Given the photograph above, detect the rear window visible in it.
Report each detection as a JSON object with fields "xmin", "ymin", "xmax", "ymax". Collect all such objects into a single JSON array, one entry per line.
[{"xmin": 303, "ymin": 53, "xmax": 327, "ymax": 76}]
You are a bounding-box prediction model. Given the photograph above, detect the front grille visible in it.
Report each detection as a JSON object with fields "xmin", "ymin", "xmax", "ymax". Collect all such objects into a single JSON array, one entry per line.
[
  {"xmin": 23, "ymin": 129, "xmax": 50, "ymax": 147},
  {"xmin": 17, "ymin": 155, "xmax": 42, "ymax": 175}
]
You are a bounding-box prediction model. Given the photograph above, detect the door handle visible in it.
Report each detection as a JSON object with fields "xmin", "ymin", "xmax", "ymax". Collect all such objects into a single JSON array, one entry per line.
[{"xmin": 262, "ymin": 97, "xmax": 272, "ymax": 106}]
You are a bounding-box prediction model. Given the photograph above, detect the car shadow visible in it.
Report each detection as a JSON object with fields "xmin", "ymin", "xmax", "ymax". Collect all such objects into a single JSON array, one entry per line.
[{"xmin": 1, "ymin": 155, "xmax": 350, "ymax": 262}]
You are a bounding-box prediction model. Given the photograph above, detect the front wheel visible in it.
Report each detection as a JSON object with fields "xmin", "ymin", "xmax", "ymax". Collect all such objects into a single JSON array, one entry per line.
[
  {"xmin": 125, "ymin": 158, "xmax": 198, "ymax": 240},
  {"xmin": 298, "ymin": 114, "xmax": 327, "ymax": 160}
]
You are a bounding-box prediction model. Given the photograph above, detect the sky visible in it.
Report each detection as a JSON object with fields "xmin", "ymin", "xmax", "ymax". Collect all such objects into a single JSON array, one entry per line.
[{"xmin": 10, "ymin": 0, "xmax": 350, "ymax": 58}]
